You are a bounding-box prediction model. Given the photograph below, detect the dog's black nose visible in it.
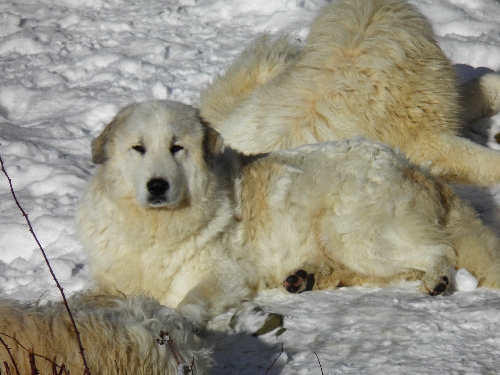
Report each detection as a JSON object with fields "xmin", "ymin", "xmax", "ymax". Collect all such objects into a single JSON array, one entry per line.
[{"xmin": 147, "ymin": 178, "xmax": 169, "ymax": 197}]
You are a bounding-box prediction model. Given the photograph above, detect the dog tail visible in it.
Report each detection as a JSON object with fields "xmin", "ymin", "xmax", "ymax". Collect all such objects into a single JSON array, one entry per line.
[{"xmin": 200, "ymin": 35, "xmax": 301, "ymax": 126}]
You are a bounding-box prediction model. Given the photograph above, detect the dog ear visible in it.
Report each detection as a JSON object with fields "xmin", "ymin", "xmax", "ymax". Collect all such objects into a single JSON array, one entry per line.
[
  {"xmin": 91, "ymin": 105, "xmax": 135, "ymax": 164},
  {"xmin": 200, "ymin": 117, "xmax": 224, "ymax": 167}
]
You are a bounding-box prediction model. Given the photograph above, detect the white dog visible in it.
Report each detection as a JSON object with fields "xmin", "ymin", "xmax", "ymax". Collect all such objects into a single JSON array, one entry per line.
[
  {"xmin": 200, "ymin": 0, "xmax": 500, "ymax": 186},
  {"xmin": 77, "ymin": 100, "xmax": 500, "ymax": 328},
  {"xmin": 0, "ymin": 293, "xmax": 211, "ymax": 374}
]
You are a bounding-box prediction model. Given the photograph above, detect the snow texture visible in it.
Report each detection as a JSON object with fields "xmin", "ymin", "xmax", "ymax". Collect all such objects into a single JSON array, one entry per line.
[{"xmin": 1, "ymin": 0, "xmax": 500, "ymax": 373}]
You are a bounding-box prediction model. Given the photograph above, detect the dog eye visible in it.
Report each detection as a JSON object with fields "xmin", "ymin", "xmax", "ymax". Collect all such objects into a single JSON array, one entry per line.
[
  {"xmin": 170, "ymin": 145, "xmax": 184, "ymax": 154},
  {"xmin": 132, "ymin": 145, "xmax": 146, "ymax": 154}
]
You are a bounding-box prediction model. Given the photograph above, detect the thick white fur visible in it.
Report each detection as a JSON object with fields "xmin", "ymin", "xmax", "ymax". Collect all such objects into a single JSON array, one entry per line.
[
  {"xmin": 78, "ymin": 100, "xmax": 500, "ymax": 328},
  {"xmin": 0, "ymin": 293, "xmax": 211, "ymax": 374},
  {"xmin": 200, "ymin": 0, "xmax": 500, "ymax": 186}
]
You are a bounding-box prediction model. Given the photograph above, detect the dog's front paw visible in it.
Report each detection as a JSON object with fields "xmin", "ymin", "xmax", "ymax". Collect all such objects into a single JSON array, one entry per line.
[
  {"xmin": 283, "ymin": 270, "xmax": 315, "ymax": 293},
  {"xmin": 229, "ymin": 301, "xmax": 285, "ymax": 337},
  {"xmin": 429, "ymin": 276, "xmax": 450, "ymax": 296}
]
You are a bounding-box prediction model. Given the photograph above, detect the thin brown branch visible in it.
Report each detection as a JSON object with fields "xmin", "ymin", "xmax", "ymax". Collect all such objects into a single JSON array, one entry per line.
[
  {"xmin": 3, "ymin": 361, "xmax": 12, "ymax": 375},
  {"xmin": 57, "ymin": 364, "xmax": 67, "ymax": 375},
  {"xmin": 157, "ymin": 331, "xmax": 192, "ymax": 374},
  {"xmin": 314, "ymin": 352, "xmax": 325, "ymax": 375},
  {"xmin": 190, "ymin": 356, "xmax": 195, "ymax": 374},
  {"xmin": 264, "ymin": 343, "xmax": 284, "ymax": 375},
  {"xmin": 0, "ymin": 333, "xmax": 68, "ymax": 374},
  {"xmin": 0, "ymin": 336, "xmax": 20, "ymax": 375},
  {"xmin": 0, "ymin": 156, "xmax": 91, "ymax": 375},
  {"xmin": 28, "ymin": 350, "xmax": 38, "ymax": 375}
]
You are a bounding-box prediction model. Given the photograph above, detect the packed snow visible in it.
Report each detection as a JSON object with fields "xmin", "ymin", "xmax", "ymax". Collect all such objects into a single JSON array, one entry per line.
[{"xmin": 1, "ymin": 0, "xmax": 500, "ymax": 373}]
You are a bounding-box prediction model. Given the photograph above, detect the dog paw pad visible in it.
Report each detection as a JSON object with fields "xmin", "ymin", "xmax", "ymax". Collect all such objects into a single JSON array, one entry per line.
[
  {"xmin": 283, "ymin": 270, "xmax": 315, "ymax": 293},
  {"xmin": 429, "ymin": 276, "xmax": 449, "ymax": 296}
]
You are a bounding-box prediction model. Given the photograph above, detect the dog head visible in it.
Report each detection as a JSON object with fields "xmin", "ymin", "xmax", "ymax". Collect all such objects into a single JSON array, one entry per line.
[{"xmin": 92, "ymin": 100, "xmax": 223, "ymax": 208}]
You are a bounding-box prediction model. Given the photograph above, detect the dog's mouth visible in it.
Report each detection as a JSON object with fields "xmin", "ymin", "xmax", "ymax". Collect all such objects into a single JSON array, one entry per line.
[
  {"xmin": 147, "ymin": 196, "xmax": 168, "ymax": 206},
  {"xmin": 146, "ymin": 178, "xmax": 170, "ymax": 207}
]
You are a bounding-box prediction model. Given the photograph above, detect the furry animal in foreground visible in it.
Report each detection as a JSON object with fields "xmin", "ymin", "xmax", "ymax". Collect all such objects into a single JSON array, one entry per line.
[
  {"xmin": 200, "ymin": 0, "xmax": 500, "ymax": 186},
  {"xmin": 77, "ymin": 100, "xmax": 500, "ymax": 329},
  {"xmin": 0, "ymin": 294, "xmax": 211, "ymax": 374}
]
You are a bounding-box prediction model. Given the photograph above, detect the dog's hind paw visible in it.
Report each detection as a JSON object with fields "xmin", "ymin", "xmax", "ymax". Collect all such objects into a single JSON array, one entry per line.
[
  {"xmin": 283, "ymin": 270, "xmax": 315, "ymax": 293},
  {"xmin": 429, "ymin": 276, "xmax": 449, "ymax": 296}
]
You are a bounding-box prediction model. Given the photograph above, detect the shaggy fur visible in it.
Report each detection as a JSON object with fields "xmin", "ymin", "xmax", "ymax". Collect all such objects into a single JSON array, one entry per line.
[
  {"xmin": 200, "ymin": 0, "xmax": 500, "ymax": 186},
  {"xmin": 0, "ymin": 293, "xmax": 211, "ymax": 374},
  {"xmin": 77, "ymin": 100, "xmax": 500, "ymax": 328}
]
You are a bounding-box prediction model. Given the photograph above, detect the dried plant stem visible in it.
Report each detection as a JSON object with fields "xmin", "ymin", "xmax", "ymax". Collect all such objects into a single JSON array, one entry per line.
[
  {"xmin": 3, "ymin": 361, "xmax": 12, "ymax": 375},
  {"xmin": 0, "ymin": 336, "xmax": 20, "ymax": 375},
  {"xmin": 0, "ymin": 156, "xmax": 91, "ymax": 375},
  {"xmin": 28, "ymin": 350, "xmax": 38, "ymax": 375},
  {"xmin": 264, "ymin": 343, "xmax": 284, "ymax": 375},
  {"xmin": 189, "ymin": 356, "xmax": 195, "ymax": 374},
  {"xmin": 314, "ymin": 352, "xmax": 325, "ymax": 375},
  {"xmin": 0, "ymin": 333, "xmax": 68, "ymax": 374},
  {"xmin": 157, "ymin": 331, "xmax": 192, "ymax": 374}
]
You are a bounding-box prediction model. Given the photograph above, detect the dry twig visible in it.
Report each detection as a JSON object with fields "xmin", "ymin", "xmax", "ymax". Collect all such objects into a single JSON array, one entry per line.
[
  {"xmin": 264, "ymin": 343, "xmax": 284, "ymax": 375},
  {"xmin": 0, "ymin": 156, "xmax": 91, "ymax": 375},
  {"xmin": 28, "ymin": 350, "xmax": 38, "ymax": 375},
  {"xmin": 157, "ymin": 331, "xmax": 192, "ymax": 374},
  {"xmin": 314, "ymin": 352, "xmax": 325, "ymax": 375},
  {"xmin": 0, "ymin": 336, "xmax": 20, "ymax": 375},
  {"xmin": 3, "ymin": 361, "xmax": 12, "ymax": 375},
  {"xmin": 0, "ymin": 333, "xmax": 69, "ymax": 374}
]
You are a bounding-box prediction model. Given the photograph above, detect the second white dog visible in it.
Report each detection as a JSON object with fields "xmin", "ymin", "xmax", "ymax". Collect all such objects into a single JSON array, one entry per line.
[{"xmin": 200, "ymin": 0, "xmax": 500, "ymax": 186}]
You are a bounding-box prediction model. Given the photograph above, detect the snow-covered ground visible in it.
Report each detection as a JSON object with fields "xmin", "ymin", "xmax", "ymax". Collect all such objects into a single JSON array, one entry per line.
[{"xmin": 1, "ymin": 0, "xmax": 500, "ymax": 373}]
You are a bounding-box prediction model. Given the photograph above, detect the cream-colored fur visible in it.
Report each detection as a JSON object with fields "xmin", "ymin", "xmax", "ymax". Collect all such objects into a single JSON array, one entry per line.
[
  {"xmin": 200, "ymin": 0, "xmax": 500, "ymax": 186},
  {"xmin": 0, "ymin": 293, "xmax": 211, "ymax": 374},
  {"xmin": 78, "ymin": 101, "xmax": 500, "ymax": 328}
]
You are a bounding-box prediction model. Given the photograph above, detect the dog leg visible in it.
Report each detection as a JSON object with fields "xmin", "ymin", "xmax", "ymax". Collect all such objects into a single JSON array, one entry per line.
[
  {"xmin": 429, "ymin": 276, "xmax": 450, "ymax": 296},
  {"xmin": 417, "ymin": 251, "xmax": 455, "ymax": 296},
  {"xmin": 177, "ymin": 273, "xmax": 257, "ymax": 329},
  {"xmin": 402, "ymin": 131, "xmax": 500, "ymax": 186},
  {"xmin": 282, "ymin": 269, "xmax": 316, "ymax": 293},
  {"xmin": 318, "ymin": 213, "xmax": 457, "ymax": 295},
  {"xmin": 443, "ymin": 189, "xmax": 500, "ymax": 288}
]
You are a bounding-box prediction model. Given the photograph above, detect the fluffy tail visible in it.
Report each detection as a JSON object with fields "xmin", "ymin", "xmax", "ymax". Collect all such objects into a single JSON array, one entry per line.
[{"xmin": 200, "ymin": 35, "xmax": 301, "ymax": 126}]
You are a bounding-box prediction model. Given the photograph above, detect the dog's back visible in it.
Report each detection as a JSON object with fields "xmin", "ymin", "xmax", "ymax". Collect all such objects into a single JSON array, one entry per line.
[{"xmin": 200, "ymin": 0, "xmax": 500, "ymax": 186}]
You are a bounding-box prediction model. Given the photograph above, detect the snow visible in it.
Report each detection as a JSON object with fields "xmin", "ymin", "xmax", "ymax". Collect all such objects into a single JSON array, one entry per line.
[
  {"xmin": 1, "ymin": 0, "xmax": 500, "ymax": 373},
  {"xmin": 453, "ymin": 268, "xmax": 479, "ymax": 292}
]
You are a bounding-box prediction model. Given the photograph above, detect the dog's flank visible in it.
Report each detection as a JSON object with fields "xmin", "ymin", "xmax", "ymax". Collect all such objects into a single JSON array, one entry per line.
[
  {"xmin": 200, "ymin": 0, "xmax": 500, "ymax": 186},
  {"xmin": 78, "ymin": 100, "xmax": 500, "ymax": 329}
]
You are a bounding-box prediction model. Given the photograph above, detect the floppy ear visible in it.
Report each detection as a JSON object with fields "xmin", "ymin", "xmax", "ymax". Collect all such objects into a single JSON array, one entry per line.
[
  {"xmin": 200, "ymin": 117, "xmax": 224, "ymax": 167},
  {"xmin": 91, "ymin": 105, "xmax": 135, "ymax": 164}
]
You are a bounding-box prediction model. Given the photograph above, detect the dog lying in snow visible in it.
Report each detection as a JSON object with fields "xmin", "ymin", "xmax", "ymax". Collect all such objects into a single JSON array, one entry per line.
[
  {"xmin": 0, "ymin": 293, "xmax": 211, "ymax": 374},
  {"xmin": 77, "ymin": 100, "xmax": 500, "ymax": 328},
  {"xmin": 200, "ymin": 0, "xmax": 500, "ymax": 186}
]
